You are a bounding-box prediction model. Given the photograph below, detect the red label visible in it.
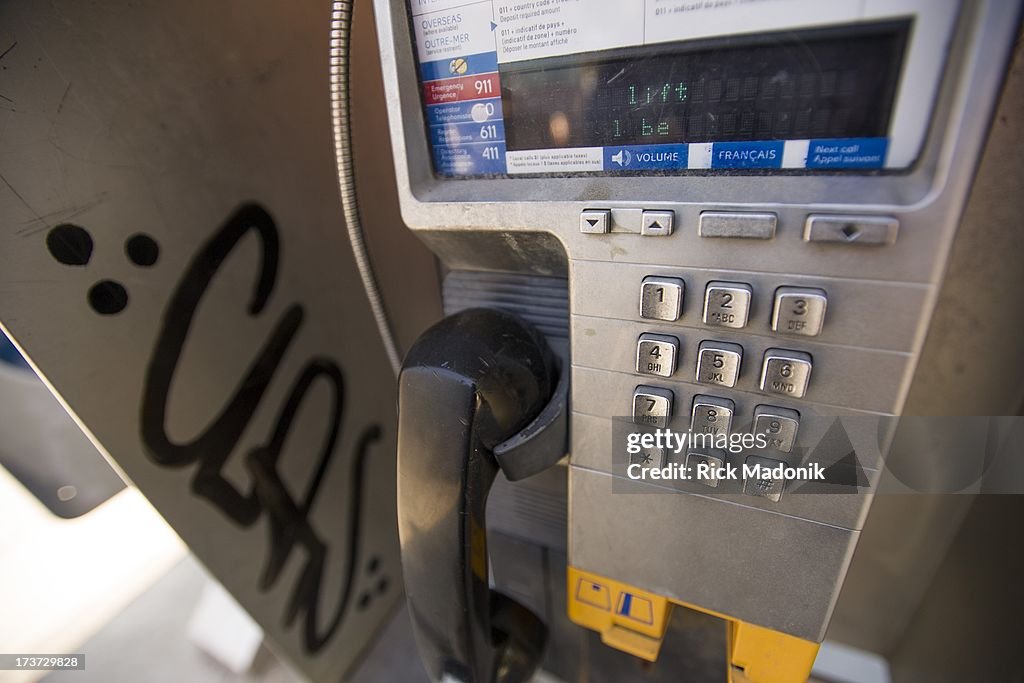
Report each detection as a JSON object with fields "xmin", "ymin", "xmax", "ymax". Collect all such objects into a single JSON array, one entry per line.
[{"xmin": 423, "ymin": 73, "xmax": 500, "ymax": 106}]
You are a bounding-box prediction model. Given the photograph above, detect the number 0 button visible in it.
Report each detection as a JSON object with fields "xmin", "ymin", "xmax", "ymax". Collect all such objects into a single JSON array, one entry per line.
[
  {"xmin": 636, "ymin": 333, "xmax": 679, "ymax": 378},
  {"xmin": 640, "ymin": 276, "xmax": 684, "ymax": 321}
]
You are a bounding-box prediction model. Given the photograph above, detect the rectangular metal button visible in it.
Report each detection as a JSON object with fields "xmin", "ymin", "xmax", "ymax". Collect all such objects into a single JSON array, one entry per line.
[
  {"xmin": 641, "ymin": 210, "xmax": 674, "ymax": 236},
  {"xmin": 703, "ymin": 281, "xmax": 751, "ymax": 329},
  {"xmin": 636, "ymin": 334, "xmax": 679, "ymax": 378},
  {"xmin": 759, "ymin": 349, "xmax": 812, "ymax": 398},
  {"xmin": 640, "ymin": 276, "xmax": 684, "ymax": 321},
  {"xmin": 580, "ymin": 209, "xmax": 611, "ymax": 234},
  {"xmin": 690, "ymin": 395, "xmax": 735, "ymax": 437},
  {"xmin": 804, "ymin": 215, "xmax": 898, "ymax": 245},
  {"xmin": 633, "ymin": 386, "xmax": 674, "ymax": 428},
  {"xmin": 698, "ymin": 212, "xmax": 777, "ymax": 239},
  {"xmin": 743, "ymin": 455, "xmax": 787, "ymax": 502},
  {"xmin": 772, "ymin": 287, "xmax": 827, "ymax": 337},
  {"xmin": 696, "ymin": 341, "xmax": 743, "ymax": 388},
  {"xmin": 753, "ymin": 405, "xmax": 800, "ymax": 453},
  {"xmin": 686, "ymin": 452, "xmax": 725, "ymax": 488},
  {"xmin": 630, "ymin": 444, "xmax": 666, "ymax": 470}
]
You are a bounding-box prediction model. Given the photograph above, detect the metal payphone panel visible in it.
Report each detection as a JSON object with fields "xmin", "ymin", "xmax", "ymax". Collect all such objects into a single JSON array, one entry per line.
[{"xmin": 376, "ymin": 0, "xmax": 1020, "ymax": 656}]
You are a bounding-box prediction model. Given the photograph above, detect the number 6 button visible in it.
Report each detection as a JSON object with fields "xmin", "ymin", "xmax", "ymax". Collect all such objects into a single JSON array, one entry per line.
[
  {"xmin": 640, "ymin": 276, "xmax": 684, "ymax": 321},
  {"xmin": 760, "ymin": 349, "xmax": 812, "ymax": 398}
]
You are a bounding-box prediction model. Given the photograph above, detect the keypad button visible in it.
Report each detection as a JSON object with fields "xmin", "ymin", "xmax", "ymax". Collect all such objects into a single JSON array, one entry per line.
[
  {"xmin": 753, "ymin": 405, "xmax": 800, "ymax": 453},
  {"xmin": 698, "ymin": 211, "xmax": 777, "ymax": 239},
  {"xmin": 695, "ymin": 341, "xmax": 742, "ymax": 388},
  {"xmin": 759, "ymin": 349, "xmax": 812, "ymax": 398},
  {"xmin": 743, "ymin": 455, "xmax": 787, "ymax": 502},
  {"xmin": 633, "ymin": 386, "xmax": 674, "ymax": 428},
  {"xmin": 685, "ymin": 451, "xmax": 725, "ymax": 488},
  {"xmin": 703, "ymin": 281, "xmax": 751, "ymax": 329},
  {"xmin": 630, "ymin": 445, "xmax": 665, "ymax": 470},
  {"xmin": 804, "ymin": 215, "xmax": 898, "ymax": 246},
  {"xmin": 580, "ymin": 209, "xmax": 610, "ymax": 234},
  {"xmin": 690, "ymin": 395, "xmax": 735, "ymax": 437},
  {"xmin": 641, "ymin": 210, "xmax": 674, "ymax": 236},
  {"xmin": 640, "ymin": 277, "xmax": 684, "ymax": 321},
  {"xmin": 636, "ymin": 334, "xmax": 679, "ymax": 378},
  {"xmin": 772, "ymin": 287, "xmax": 827, "ymax": 337}
]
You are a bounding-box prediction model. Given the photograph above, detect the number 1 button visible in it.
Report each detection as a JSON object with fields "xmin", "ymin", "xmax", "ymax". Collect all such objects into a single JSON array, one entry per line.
[{"xmin": 640, "ymin": 276, "xmax": 684, "ymax": 321}]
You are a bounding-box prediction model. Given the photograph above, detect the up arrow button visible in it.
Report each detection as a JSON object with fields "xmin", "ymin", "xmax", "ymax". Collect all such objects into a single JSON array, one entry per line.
[{"xmin": 641, "ymin": 210, "xmax": 674, "ymax": 236}]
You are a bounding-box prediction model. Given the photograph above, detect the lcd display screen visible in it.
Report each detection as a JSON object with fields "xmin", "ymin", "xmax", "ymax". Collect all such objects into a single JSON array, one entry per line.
[
  {"xmin": 407, "ymin": 0, "xmax": 924, "ymax": 177},
  {"xmin": 501, "ymin": 23, "xmax": 908, "ymax": 151}
]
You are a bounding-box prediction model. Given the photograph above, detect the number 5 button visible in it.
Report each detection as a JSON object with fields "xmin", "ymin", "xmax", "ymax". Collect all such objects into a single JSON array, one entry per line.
[
  {"xmin": 696, "ymin": 341, "xmax": 742, "ymax": 388},
  {"xmin": 772, "ymin": 287, "xmax": 827, "ymax": 337},
  {"xmin": 640, "ymin": 276, "xmax": 684, "ymax": 321}
]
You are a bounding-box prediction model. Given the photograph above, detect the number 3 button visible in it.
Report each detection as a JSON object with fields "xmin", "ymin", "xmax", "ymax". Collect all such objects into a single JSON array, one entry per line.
[{"xmin": 772, "ymin": 287, "xmax": 827, "ymax": 337}]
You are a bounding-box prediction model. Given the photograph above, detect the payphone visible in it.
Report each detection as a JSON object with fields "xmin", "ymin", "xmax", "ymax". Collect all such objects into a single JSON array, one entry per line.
[{"xmin": 375, "ymin": 0, "xmax": 1022, "ymax": 681}]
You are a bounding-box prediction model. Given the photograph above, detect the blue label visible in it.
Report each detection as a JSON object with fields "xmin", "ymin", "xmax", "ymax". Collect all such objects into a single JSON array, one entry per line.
[
  {"xmin": 434, "ymin": 142, "xmax": 506, "ymax": 176},
  {"xmin": 712, "ymin": 140, "xmax": 784, "ymax": 169},
  {"xmin": 431, "ymin": 120, "xmax": 505, "ymax": 146},
  {"xmin": 420, "ymin": 51, "xmax": 499, "ymax": 82},
  {"xmin": 806, "ymin": 138, "xmax": 888, "ymax": 169},
  {"xmin": 426, "ymin": 97, "xmax": 503, "ymax": 126},
  {"xmin": 602, "ymin": 144, "xmax": 688, "ymax": 171}
]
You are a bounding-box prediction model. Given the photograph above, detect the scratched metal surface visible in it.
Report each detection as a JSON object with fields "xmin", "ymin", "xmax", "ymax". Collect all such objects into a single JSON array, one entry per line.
[{"xmin": 0, "ymin": 1, "xmax": 441, "ymax": 681}]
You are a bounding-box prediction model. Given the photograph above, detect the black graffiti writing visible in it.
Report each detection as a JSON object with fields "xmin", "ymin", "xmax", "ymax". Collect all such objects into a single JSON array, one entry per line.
[{"xmin": 140, "ymin": 202, "xmax": 380, "ymax": 653}]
